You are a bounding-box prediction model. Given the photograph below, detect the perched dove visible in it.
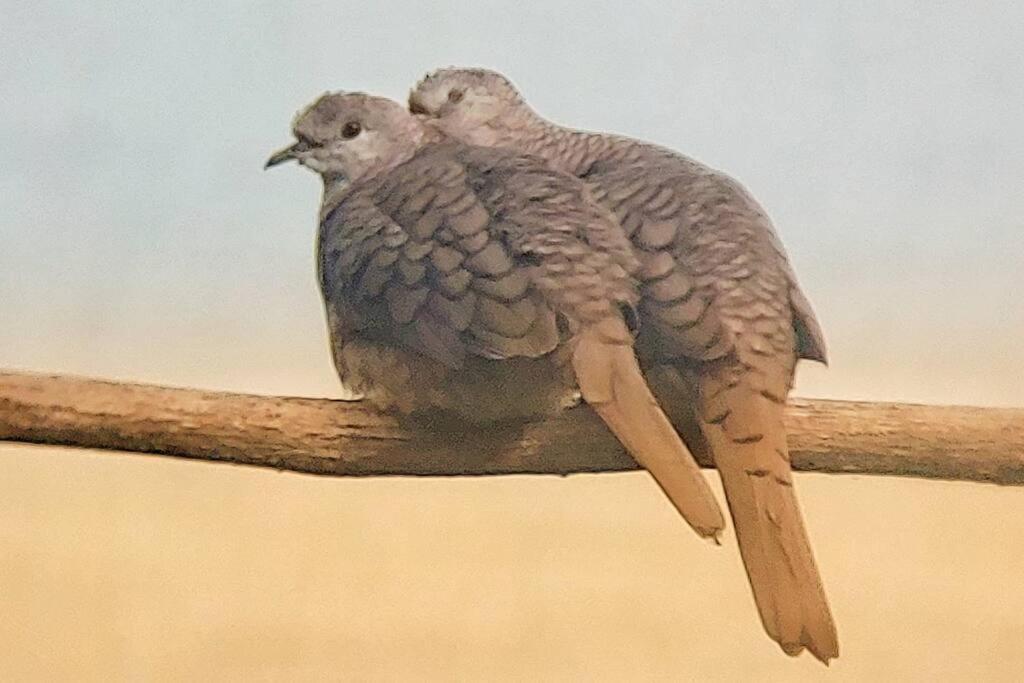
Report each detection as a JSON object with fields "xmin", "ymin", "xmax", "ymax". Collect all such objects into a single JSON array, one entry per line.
[
  {"xmin": 266, "ymin": 92, "xmax": 725, "ymax": 538},
  {"xmin": 410, "ymin": 69, "xmax": 837, "ymax": 662}
]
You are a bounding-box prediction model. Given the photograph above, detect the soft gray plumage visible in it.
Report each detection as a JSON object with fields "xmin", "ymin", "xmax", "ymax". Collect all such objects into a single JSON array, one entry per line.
[
  {"xmin": 410, "ymin": 69, "xmax": 837, "ymax": 663},
  {"xmin": 267, "ymin": 92, "xmax": 725, "ymax": 537}
]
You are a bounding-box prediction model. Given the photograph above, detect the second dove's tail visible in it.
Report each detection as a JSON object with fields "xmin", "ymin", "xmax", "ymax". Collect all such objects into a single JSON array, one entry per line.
[{"xmin": 701, "ymin": 376, "xmax": 839, "ymax": 663}]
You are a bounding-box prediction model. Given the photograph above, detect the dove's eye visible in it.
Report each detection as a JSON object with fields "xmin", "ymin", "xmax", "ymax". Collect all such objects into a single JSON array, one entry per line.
[
  {"xmin": 341, "ymin": 121, "xmax": 362, "ymax": 139},
  {"xmin": 447, "ymin": 89, "xmax": 464, "ymax": 104}
]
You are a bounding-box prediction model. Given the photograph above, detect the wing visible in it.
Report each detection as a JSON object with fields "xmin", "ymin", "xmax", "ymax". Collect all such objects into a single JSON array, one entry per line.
[
  {"xmin": 788, "ymin": 273, "xmax": 828, "ymax": 364},
  {"xmin": 317, "ymin": 152, "xmax": 561, "ymax": 369},
  {"xmin": 584, "ymin": 158, "xmax": 826, "ymax": 366},
  {"xmin": 584, "ymin": 161, "xmax": 735, "ymax": 363},
  {"xmin": 451, "ymin": 143, "xmax": 640, "ymax": 321}
]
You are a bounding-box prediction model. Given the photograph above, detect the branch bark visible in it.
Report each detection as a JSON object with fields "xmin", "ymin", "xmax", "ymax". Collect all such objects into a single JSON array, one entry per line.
[{"xmin": 1, "ymin": 370, "xmax": 1022, "ymax": 485}]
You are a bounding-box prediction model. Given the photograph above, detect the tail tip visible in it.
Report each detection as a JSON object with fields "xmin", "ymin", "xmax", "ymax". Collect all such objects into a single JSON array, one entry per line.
[
  {"xmin": 812, "ymin": 651, "xmax": 836, "ymax": 667},
  {"xmin": 692, "ymin": 522, "xmax": 724, "ymax": 543},
  {"xmin": 780, "ymin": 641, "xmax": 804, "ymax": 657},
  {"xmin": 810, "ymin": 642, "xmax": 839, "ymax": 666},
  {"xmin": 778, "ymin": 639, "xmax": 838, "ymax": 666},
  {"xmin": 776, "ymin": 637, "xmax": 838, "ymax": 666}
]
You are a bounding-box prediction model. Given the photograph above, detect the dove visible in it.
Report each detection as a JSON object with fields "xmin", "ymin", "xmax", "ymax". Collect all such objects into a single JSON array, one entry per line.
[
  {"xmin": 410, "ymin": 69, "xmax": 837, "ymax": 663},
  {"xmin": 266, "ymin": 92, "xmax": 725, "ymax": 538}
]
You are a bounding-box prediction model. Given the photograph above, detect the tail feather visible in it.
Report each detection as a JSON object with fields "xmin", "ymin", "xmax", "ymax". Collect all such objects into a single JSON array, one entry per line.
[
  {"xmin": 703, "ymin": 382, "xmax": 838, "ymax": 663},
  {"xmin": 572, "ymin": 320, "xmax": 725, "ymax": 539}
]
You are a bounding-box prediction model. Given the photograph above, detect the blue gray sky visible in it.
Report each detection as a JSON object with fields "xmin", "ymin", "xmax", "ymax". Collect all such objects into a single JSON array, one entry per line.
[{"xmin": 3, "ymin": 1, "xmax": 1022, "ymax": 405}]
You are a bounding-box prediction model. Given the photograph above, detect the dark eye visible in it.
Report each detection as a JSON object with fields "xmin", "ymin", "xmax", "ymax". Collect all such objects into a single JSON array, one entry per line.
[
  {"xmin": 341, "ymin": 121, "xmax": 362, "ymax": 139},
  {"xmin": 447, "ymin": 89, "xmax": 464, "ymax": 104}
]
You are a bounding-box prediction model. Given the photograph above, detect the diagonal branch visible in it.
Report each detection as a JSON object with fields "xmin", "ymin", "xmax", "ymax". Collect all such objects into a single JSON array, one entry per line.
[{"xmin": 1, "ymin": 370, "xmax": 1022, "ymax": 485}]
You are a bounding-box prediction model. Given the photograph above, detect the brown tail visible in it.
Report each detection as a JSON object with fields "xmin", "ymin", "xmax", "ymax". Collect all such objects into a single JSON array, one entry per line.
[
  {"xmin": 702, "ymin": 378, "xmax": 838, "ymax": 663},
  {"xmin": 572, "ymin": 319, "xmax": 725, "ymax": 539}
]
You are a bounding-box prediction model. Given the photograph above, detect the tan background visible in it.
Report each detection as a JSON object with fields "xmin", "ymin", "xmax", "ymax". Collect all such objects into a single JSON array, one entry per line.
[{"xmin": 3, "ymin": 2, "xmax": 1024, "ymax": 681}]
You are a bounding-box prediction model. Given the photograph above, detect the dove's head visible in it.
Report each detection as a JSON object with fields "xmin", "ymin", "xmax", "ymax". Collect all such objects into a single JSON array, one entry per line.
[
  {"xmin": 266, "ymin": 92, "xmax": 425, "ymax": 184},
  {"xmin": 409, "ymin": 67, "xmax": 534, "ymax": 146}
]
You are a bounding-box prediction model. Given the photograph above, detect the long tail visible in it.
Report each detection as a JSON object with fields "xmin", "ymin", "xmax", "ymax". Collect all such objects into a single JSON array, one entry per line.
[
  {"xmin": 572, "ymin": 319, "xmax": 725, "ymax": 539},
  {"xmin": 701, "ymin": 374, "xmax": 838, "ymax": 663}
]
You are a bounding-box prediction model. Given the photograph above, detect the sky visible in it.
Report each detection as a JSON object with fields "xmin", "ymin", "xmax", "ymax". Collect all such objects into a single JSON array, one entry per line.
[
  {"xmin": 2, "ymin": 0, "xmax": 1023, "ymax": 406},
  {"xmin": 2, "ymin": 2, "xmax": 1024, "ymax": 680}
]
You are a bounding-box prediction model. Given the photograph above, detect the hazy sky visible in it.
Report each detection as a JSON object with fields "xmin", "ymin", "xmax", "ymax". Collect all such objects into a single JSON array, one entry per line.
[
  {"xmin": 2, "ymin": 4, "xmax": 1024, "ymax": 680},
  {"xmin": 2, "ymin": 1, "xmax": 1022, "ymax": 406}
]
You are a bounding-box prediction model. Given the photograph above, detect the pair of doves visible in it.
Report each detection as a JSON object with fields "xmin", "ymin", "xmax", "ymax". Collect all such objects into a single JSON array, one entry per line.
[{"xmin": 266, "ymin": 68, "xmax": 837, "ymax": 663}]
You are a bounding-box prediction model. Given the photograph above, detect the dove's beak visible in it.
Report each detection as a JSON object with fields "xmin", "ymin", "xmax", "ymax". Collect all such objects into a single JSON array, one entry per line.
[{"xmin": 264, "ymin": 141, "xmax": 307, "ymax": 169}]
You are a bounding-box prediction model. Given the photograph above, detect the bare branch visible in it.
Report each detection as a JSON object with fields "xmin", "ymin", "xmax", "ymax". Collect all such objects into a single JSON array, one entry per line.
[{"xmin": 1, "ymin": 370, "xmax": 1022, "ymax": 485}]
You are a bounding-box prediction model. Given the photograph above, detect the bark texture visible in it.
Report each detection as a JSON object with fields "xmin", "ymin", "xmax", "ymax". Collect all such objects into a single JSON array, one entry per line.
[{"xmin": 1, "ymin": 370, "xmax": 1022, "ymax": 486}]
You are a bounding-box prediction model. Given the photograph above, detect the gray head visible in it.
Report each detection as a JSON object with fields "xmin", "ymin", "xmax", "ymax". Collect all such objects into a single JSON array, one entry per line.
[
  {"xmin": 408, "ymin": 67, "xmax": 536, "ymax": 146},
  {"xmin": 266, "ymin": 92, "xmax": 425, "ymax": 184}
]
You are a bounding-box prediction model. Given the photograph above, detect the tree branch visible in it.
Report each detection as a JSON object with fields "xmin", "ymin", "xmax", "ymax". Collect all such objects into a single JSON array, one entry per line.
[{"xmin": 1, "ymin": 370, "xmax": 1022, "ymax": 485}]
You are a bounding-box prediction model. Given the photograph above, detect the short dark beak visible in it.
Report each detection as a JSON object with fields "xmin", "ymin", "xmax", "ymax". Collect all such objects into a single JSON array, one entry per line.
[{"xmin": 264, "ymin": 141, "xmax": 307, "ymax": 169}]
